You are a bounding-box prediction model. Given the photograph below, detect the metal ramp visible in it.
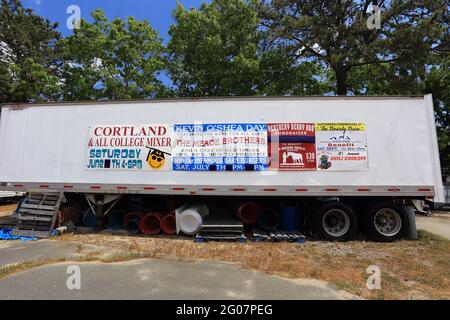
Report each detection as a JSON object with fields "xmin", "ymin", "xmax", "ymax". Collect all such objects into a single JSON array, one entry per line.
[{"xmin": 13, "ymin": 192, "xmax": 63, "ymax": 238}]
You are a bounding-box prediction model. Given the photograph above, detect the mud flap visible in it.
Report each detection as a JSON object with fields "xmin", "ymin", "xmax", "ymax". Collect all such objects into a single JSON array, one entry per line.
[{"xmin": 404, "ymin": 206, "xmax": 418, "ymax": 240}]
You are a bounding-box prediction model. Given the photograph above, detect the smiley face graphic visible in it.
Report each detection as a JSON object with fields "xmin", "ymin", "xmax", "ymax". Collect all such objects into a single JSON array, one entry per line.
[{"xmin": 146, "ymin": 148, "xmax": 171, "ymax": 169}]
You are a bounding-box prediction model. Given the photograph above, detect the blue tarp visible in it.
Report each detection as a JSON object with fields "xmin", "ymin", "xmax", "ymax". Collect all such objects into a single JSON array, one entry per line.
[{"xmin": 0, "ymin": 228, "xmax": 38, "ymax": 241}]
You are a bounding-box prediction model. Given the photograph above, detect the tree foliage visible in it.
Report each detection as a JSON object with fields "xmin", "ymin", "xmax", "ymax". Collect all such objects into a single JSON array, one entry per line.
[
  {"xmin": 168, "ymin": 0, "xmax": 261, "ymax": 96},
  {"xmin": 60, "ymin": 9, "xmax": 167, "ymax": 100},
  {"xmin": 168, "ymin": 0, "xmax": 326, "ymax": 96},
  {"xmin": 0, "ymin": 0, "xmax": 61, "ymax": 102},
  {"xmin": 260, "ymin": 0, "xmax": 448, "ymax": 95},
  {"xmin": 424, "ymin": 55, "xmax": 450, "ymax": 177}
]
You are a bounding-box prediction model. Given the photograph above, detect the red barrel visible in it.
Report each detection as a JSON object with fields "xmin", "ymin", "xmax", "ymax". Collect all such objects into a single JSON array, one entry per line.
[
  {"xmin": 236, "ymin": 202, "xmax": 260, "ymax": 224},
  {"xmin": 140, "ymin": 212, "xmax": 163, "ymax": 235},
  {"xmin": 161, "ymin": 212, "xmax": 176, "ymax": 235}
]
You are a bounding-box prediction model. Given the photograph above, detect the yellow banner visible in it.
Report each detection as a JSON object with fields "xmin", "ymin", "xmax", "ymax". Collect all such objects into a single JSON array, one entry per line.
[{"xmin": 315, "ymin": 123, "xmax": 366, "ymax": 131}]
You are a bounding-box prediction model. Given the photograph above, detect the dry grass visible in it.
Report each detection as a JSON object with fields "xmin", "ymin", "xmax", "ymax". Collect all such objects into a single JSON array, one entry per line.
[
  {"xmin": 0, "ymin": 203, "xmax": 17, "ymax": 217},
  {"xmin": 0, "ymin": 258, "xmax": 67, "ymax": 280},
  {"xmin": 52, "ymin": 230, "xmax": 450, "ymax": 300}
]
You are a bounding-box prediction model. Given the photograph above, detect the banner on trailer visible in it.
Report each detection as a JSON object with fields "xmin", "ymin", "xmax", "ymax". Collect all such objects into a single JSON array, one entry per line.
[
  {"xmin": 315, "ymin": 123, "xmax": 368, "ymax": 171},
  {"xmin": 86, "ymin": 124, "xmax": 173, "ymax": 170},
  {"xmin": 268, "ymin": 123, "xmax": 316, "ymax": 171},
  {"xmin": 172, "ymin": 123, "xmax": 268, "ymax": 171},
  {"xmin": 85, "ymin": 122, "xmax": 368, "ymax": 172}
]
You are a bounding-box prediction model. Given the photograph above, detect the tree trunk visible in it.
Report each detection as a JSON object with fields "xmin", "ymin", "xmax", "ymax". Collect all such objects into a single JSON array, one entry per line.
[{"xmin": 335, "ymin": 67, "xmax": 349, "ymax": 96}]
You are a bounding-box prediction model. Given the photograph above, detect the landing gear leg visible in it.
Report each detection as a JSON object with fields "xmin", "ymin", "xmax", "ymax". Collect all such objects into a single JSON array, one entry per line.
[{"xmin": 84, "ymin": 194, "xmax": 123, "ymax": 229}]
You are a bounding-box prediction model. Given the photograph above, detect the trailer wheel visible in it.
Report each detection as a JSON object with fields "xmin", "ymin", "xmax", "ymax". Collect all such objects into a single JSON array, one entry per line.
[
  {"xmin": 365, "ymin": 203, "xmax": 408, "ymax": 242},
  {"xmin": 313, "ymin": 202, "xmax": 357, "ymax": 241}
]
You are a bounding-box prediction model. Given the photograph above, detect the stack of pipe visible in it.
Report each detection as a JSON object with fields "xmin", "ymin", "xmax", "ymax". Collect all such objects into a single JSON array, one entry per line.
[
  {"xmin": 161, "ymin": 212, "xmax": 176, "ymax": 235},
  {"xmin": 258, "ymin": 208, "xmax": 280, "ymax": 231},
  {"xmin": 176, "ymin": 203, "xmax": 209, "ymax": 235},
  {"xmin": 123, "ymin": 211, "xmax": 147, "ymax": 233},
  {"xmin": 235, "ymin": 202, "xmax": 260, "ymax": 225},
  {"xmin": 139, "ymin": 212, "xmax": 163, "ymax": 235}
]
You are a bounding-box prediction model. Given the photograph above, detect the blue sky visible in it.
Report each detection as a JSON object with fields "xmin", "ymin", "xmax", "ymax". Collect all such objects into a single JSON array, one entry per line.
[{"xmin": 22, "ymin": 0, "xmax": 209, "ymax": 42}]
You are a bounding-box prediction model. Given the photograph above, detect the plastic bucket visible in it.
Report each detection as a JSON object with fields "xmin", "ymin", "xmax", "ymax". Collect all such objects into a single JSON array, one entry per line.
[{"xmin": 280, "ymin": 206, "xmax": 300, "ymax": 231}]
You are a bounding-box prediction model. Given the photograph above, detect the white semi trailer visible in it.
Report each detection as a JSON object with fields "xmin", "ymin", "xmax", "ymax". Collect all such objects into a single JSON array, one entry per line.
[
  {"xmin": 0, "ymin": 95, "xmax": 445, "ymax": 241},
  {"xmin": 0, "ymin": 191, "xmax": 23, "ymax": 200}
]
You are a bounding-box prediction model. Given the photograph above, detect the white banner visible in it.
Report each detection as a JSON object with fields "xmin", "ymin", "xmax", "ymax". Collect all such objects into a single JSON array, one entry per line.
[
  {"xmin": 172, "ymin": 123, "xmax": 268, "ymax": 171},
  {"xmin": 86, "ymin": 124, "xmax": 173, "ymax": 171},
  {"xmin": 315, "ymin": 123, "xmax": 368, "ymax": 171}
]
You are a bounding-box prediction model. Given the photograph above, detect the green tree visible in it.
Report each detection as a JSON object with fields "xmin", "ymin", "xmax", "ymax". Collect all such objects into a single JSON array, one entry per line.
[
  {"xmin": 257, "ymin": 47, "xmax": 331, "ymax": 95},
  {"xmin": 424, "ymin": 57, "xmax": 449, "ymax": 178},
  {"xmin": 0, "ymin": 61, "xmax": 10, "ymax": 102},
  {"xmin": 168, "ymin": 0, "xmax": 326, "ymax": 96},
  {"xmin": 168, "ymin": 0, "xmax": 261, "ymax": 96},
  {"xmin": 60, "ymin": 9, "xmax": 167, "ymax": 100},
  {"xmin": 0, "ymin": 0, "xmax": 61, "ymax": 102},
  {"xmin": 260, "ymin": 0, "xmax": 448, "ymax": 95},
  {"xmin": 347, "ymin": 55, "xmax": 450, "ymax": 178}
]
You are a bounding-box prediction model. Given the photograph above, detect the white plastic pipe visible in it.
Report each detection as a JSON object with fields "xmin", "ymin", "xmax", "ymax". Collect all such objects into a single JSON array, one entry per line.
[
  {"xmin": 177, "ymin": 203, "xmax": 209, "ymax": 235},
  {"xmin": 175, "ymin": 203, "xmax": 190, "ymax": 235}
]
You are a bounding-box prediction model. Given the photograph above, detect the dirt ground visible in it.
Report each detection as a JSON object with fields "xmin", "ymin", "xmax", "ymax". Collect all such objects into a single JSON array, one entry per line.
[
  {"xmin": 416, "ymin": 213, "xmax": 450, "ymax": 240},
  {"xmin": 0, "ymin": 203, "xmax": 17, "ymax": 217},
  {"xmin": 1, "ymin": 203, "xmax": 449, "ymax": 299},
  {"xmin": 52, "ymin": 229, "xmax": 450, "ymax": 300}
]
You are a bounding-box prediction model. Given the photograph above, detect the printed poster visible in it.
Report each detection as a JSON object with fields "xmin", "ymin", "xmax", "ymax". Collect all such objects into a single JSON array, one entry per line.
[
  {"xmin": 86, "ymin": 124, "xmax": 173, "ymax": 170},
  {"xmin": 172, "ymin": 123, "xmax": 268, "ymax": 171},
  {"xmin": 268, "ymin": 123, "xmax": 316, "ymax": 171},
  {"xmin": 315, "ymin": 123, "xmax": 368, "ymax": 171},
  {"xmin": 85, "ymin": 122, "xmax": 369, "ymax": 173}
]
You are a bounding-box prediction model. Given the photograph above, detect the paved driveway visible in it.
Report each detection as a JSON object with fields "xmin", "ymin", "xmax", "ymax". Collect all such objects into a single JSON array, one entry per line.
[
  {"xmin": 416, "ymin": 213, "xmax": 450, "ymax": 240},
  {"xmin": 0, "ymin": 259, "xmax": 355, "ymax": 300},
  {"xmin": 0, "ymin": 240, "xmax": 80, "ymax": 267}
]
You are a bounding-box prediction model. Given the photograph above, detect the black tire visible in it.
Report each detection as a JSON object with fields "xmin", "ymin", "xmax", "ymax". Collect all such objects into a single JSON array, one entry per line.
[
  {"xmin": 364, "ymin": 202, "xmax": 408, "ymax": 242},
  {"xmin": 312, "ymin": 202, "xmax": 357, "ymax": 241}
]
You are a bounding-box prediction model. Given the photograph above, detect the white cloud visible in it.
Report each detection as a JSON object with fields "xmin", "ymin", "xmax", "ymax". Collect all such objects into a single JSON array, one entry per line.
[{"xmin": 34, "ymin": 0, "xmax": 43, "ymax": 6}]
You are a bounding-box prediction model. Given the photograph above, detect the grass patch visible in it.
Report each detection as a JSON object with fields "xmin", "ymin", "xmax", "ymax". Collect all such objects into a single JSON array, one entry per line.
[
  {"xmin": 18, "ymin": 230, "xmax": 450, "ymax": 300},
  {"xmin": 0, "ymin": 258, "xmax": 67, "ymax": 280}
]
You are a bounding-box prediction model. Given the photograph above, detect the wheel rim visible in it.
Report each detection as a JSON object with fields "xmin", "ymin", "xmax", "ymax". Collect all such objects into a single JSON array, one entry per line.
[
  {"xmin": 374, "ymin": 208, "xmax": 402, "ymax": 236},
  {"xmin": 322, "ymin": 209, "xmax": 350, "ymax": 237}
]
